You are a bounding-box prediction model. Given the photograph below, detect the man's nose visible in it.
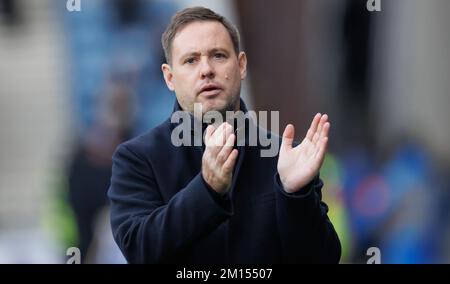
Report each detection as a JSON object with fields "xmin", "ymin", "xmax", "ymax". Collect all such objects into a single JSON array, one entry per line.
[{"xmin": 199, "ymin": 58, "xmax": 215, "ymax": 79}]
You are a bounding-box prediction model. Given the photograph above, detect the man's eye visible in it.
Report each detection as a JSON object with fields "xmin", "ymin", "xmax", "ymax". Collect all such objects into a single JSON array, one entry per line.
[
  {"xmin": 185, "ymin": 58, "xmax": 196, "ymax": 64},
  {"xmin": 214, "ymin": 53, "xmax": 226, "ymax": 59}
]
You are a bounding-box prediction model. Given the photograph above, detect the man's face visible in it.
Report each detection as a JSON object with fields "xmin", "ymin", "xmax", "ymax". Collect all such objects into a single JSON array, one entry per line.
[{"xmin": 162, "ymin": 21, "xmax": 247, "ymax": 116}]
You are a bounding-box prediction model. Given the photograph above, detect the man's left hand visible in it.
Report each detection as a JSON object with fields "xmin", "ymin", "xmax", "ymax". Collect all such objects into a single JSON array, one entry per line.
[{"xmin": 277, "ymin": 113, "xmax": 330, "ymax": 193}]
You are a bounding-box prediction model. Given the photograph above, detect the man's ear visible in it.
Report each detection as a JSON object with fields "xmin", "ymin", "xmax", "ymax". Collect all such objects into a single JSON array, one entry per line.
[
  {"xmin": 238, "ymin": 52, "xmax": 247, "ymax": 80},
  {"xmin": 162, "ymin": 63, "xmax": 175, "ymax": 91}
]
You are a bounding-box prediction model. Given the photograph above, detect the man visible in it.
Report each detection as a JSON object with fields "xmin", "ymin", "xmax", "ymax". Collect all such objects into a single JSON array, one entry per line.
[{"xmin": 108, "ymin": 6, "xmax": 341, "ymax": 263}]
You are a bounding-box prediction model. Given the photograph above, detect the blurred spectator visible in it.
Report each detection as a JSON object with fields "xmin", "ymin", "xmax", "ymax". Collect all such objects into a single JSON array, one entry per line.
[
  {"xmin": 61, "ymin": 0, "xmax": 177, "ymax": 262},
  {"xmin": 62, "ymin": 0, "xmax": 176, "ymax": 138},
  {"xmin": 0, "ymin": 0, "xmax": 22, "ymax": 26},
  {"xmin": 67, "ymin": 77, "xmax": 135, "ymax": 262}
]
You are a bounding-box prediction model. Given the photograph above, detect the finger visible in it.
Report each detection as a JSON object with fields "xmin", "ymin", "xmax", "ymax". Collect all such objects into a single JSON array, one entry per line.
[
  {"xmin": 225, "ymin": 126, "xmax": 235, "ymax": 146},
  {"xmin": 313, "ymin": 114, "xmax": 328, "ymax": 144},
  {"xmin": 210, "ymin": 122, "xmax": 227, "ymax": 147},
  {"xmin": 222, "ymin": 149, "xmax": 239, "ymax": 174},
  {"xmin": 217, "ymin": 134, "xmax": 235, "ymax": 164},
  {"xmin": 204, "ymin": 124, "xmax": 215, "ymax": 145},
  {"xmin": 315, "ymin": 136, "xmax": 328, "ymax": 167},
  {"xmin": 317, "ymin": 114, "xmax": 328, "ymax": 134},
  {"xmin": 218, "ymin": 123, "xmax": 232, "ymax": 143},
  {"xmin": 214, "ymin": 122, "xmax": 232, "ymax": 147},
  {"xmin": 306, "ymin": 113, "xmax": 321, "ymax": 141},
  {"xmin": 305, "ymin": 129, "xmax": 314, "ymax": 143},
  {"xmin": 319, "ymin": 121, "xmax": 330, "ymax": 142},
  {"xmin": 222, "ymin": 122, "xmax": 233, "ymax": 146},
  {"xmin": 280, "ymin": 124, "xmax": 295, "ymax": 152},
  {"xmin": 206, "ymin": 124, "xmax": 225, "ymax": 158}
]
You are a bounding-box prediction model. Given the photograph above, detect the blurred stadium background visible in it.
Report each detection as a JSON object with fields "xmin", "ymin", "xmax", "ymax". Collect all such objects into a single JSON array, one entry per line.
[{"xmin": 0, "ymin": 0, "xmax": 449, "ymax": 263}]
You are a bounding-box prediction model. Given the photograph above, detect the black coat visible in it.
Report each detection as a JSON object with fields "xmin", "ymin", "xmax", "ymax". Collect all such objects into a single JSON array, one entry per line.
[{"xmin": 108, "ymin": 99, "xmax": 341, "ymax": 263}]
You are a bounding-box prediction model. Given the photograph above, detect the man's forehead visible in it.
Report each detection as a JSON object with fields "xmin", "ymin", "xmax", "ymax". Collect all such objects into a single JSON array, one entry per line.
[{"xmin": 172, "ymin": 21, "xmax": 233, "ymax": 54}]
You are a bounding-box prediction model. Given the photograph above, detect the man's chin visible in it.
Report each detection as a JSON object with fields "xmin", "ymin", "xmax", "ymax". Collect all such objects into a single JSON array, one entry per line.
[{"xmin": 199, "ymin": 99, "xmax": 229, "ymax": 114}]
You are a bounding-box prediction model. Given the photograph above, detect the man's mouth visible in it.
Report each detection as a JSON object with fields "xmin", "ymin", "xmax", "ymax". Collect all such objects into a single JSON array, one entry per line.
[{"xmin": 199, "ymin": 83, "xmax": 222, "ymax": 97}]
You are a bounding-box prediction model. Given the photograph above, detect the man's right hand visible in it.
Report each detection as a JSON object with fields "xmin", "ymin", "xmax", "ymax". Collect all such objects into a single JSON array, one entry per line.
[{"xmin": 202, "ymin": 122, "xmax": 239, "ymax": 195}]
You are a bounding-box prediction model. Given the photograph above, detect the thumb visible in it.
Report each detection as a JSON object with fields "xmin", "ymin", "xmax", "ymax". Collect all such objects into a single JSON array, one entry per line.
[{"xmin": 280, "ymin": 124, "xmax": 295, "ymax": 152}]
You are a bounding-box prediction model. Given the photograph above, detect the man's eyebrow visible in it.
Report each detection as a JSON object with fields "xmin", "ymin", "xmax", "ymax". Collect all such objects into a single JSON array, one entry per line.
[
  {"xmin": 179, "ymin": 51, "xmax": 200, "ymax": 61},
  {"xmin": 178, "ymin": 48, "xmax": 231, "ymax": 62},
  {"xmin": 209, "ymin": 48, "xmax": 230, "ymax": 54}
]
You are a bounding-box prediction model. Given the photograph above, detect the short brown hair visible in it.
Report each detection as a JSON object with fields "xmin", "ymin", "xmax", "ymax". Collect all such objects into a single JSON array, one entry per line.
[{"xmin": 161, "ymin": 6, "xmax": 241, "ymax": 65}]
